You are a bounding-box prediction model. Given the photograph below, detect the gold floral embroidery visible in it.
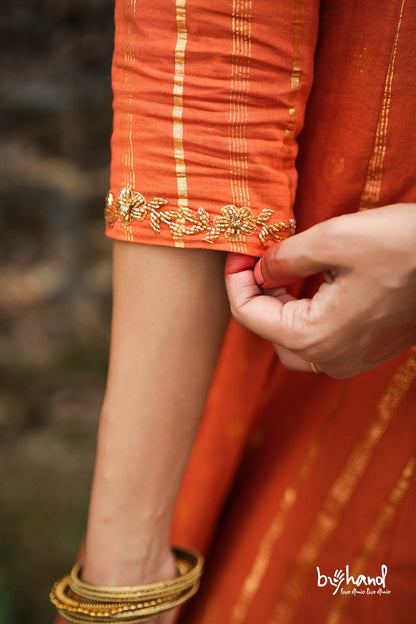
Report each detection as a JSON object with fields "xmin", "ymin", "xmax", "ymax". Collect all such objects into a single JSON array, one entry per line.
[{"xmin": 105, "ymin": 188, "xmax": 296, "ymax": 246}]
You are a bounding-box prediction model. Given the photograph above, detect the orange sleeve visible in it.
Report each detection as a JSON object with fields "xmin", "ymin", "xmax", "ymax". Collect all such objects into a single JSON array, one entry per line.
[{"xmin": 105, "ymin": 0, "xmax": 319, "ymax": 256}]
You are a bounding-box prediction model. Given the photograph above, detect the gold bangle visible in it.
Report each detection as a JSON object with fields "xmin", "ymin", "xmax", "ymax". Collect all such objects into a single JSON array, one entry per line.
[
  {"xmin": 51, "ymin": 575, "xmax": 170, "ymax": 611},
  {"xmin": 51, "ymin": 563, "xmax": 190, "ymax": 613},
  {"xmin": 52, "ymin": 583, "xmax": 200, "ymax": 623},
  {"xmin": 69, "ymin": 547, "xmax": 202, "ymax": 602},
  {"xmin": 50, "ymin": 545, "xmax": 204, "ymax": 623}
]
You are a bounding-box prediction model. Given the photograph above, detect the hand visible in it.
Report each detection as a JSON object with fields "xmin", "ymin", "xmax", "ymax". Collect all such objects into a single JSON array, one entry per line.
[{"xmin": 225, "ymin": 204, "xmax": 416, "ymax": 378}]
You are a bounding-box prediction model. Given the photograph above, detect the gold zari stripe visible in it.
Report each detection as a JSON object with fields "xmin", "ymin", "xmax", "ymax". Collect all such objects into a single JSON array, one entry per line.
[
  {"xmin": 282, "ymin": 0, "xmax": 303, "ymax": 206},
  {"xmin": 229, "ymin": 0, "xmax": 252, "ymax": 209},
  {"xmin": 326, "ymin": 453, "xmax": 416, "ymax": 624},
  {"xmin": 172, "ymin": 0, "xmax": 189, "ymax": 247},
  {"xmin": 359, "ymin": 0, "xmax": 406, "ymax": 210},
  {"xmin": 228, "ymin": 0, "xmax": 253, "ymax": 255},
  {"xmin": 230, "ymin": 382, "xmax": 349, "ymax": 624},
  {"xmin": 268, "ymin": 347, "xmax": 416, "ymax": 624},
  {"xmin": 105, "ymin": 188, "xmax": 296, "ymax": 246}
]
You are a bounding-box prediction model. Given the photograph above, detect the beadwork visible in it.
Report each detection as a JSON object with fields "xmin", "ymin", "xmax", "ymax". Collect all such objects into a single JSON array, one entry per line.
[{"xmin": 105, "ymin": 188, "xmax": 296, "ymax": 246}]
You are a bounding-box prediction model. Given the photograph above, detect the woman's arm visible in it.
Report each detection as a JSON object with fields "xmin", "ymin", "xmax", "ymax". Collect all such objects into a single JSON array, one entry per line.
[{"xmin": 82, "ymin": 242, "xmax": 229, "ymax": 602}]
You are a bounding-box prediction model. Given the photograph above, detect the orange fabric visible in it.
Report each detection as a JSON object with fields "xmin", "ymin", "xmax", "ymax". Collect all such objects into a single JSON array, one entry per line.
[
  {"xmin": 105, "ymin": 0, "xmax": 319, "ymax": 255},
  {"xmin": 80, "ymin": 1, "xmax": 416, "ymax": 623}
]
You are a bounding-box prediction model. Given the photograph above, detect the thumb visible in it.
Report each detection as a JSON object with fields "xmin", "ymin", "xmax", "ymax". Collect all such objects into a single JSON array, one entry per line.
[{"xmin": 255, "ymin": 221, "xmax": 335, "ymax": 289}]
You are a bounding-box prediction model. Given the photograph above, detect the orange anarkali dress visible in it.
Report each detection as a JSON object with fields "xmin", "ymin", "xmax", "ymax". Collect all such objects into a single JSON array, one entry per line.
[{"xmin": 68, "ymin": 1, "xmax": 416, "ymax": 622}]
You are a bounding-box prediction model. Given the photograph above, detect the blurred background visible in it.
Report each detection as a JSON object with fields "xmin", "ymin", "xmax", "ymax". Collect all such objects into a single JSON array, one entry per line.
[{"xmin": 0, "ymin": 2, "xmax": 115, "ymax": 622}]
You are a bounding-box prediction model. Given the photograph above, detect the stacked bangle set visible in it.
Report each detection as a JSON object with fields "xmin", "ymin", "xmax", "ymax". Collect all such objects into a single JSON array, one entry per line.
[{"xmin": 49, "ymin": 546, "xmax": 204, "ymax": 623}]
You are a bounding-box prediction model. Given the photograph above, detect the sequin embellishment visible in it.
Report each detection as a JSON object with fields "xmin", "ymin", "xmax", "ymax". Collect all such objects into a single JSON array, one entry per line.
[{"xmin": 105, "ymin": 188, "xmax": 296, "ymax": 246}]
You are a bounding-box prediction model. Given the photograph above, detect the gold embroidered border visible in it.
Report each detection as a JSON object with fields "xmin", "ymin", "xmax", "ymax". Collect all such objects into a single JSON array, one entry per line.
[{"xmin": 105, "ymin": 187, "xmax": 296, "ymax": 246}]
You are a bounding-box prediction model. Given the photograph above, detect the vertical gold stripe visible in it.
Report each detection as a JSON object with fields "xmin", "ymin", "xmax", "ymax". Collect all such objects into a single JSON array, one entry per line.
[
  {"xmin": 327, "ymin": 453, "xmax": 416, "ymax": 624},
  {"xmin": 172, "ymin": 0, "xmax": 188, "ymax": 248},
  {"xmin": 229, "ymin": 0, "xmax": 252, "ymax": 209},
  {"xmin": 360, "ymin": 0, "xmax": 406, "ymax": 210},
  {"xmin": 268, "ymin": 347, "xmax": 416, "ymax": 624},
  {"xmin": 282, "ymin": 0, "xmax": 303, "ymax": 207},
  {"xmin": 230, "ymin": 382, "xmax": 349, "ymax": 624},
  {"xmin": 125, "ymin": 0, "xmax": 137, "ymax": 191},
  {"xmin": 120, "ymin": 0, "xmax": 138, "ymax": 241},
  {"xmin": 229, "ymin": 3, "xmax": 303, "ymax": 608}
]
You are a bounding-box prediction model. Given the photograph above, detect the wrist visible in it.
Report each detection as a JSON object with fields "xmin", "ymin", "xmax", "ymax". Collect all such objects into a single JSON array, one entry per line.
[{"xmin": 82, "ymin": 544, "xmax": 177, "ymax": 586}]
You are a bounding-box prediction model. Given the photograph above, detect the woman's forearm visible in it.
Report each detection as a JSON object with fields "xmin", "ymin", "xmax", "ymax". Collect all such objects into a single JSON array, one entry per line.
[{"xmin": 82, "ymin": 241, "xmax": 230, "ymax": 586}]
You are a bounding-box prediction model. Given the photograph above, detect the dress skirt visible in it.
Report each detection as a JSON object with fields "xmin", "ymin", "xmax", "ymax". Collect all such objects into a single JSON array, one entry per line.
[{"xmin": 63, "ymin": 1, "xmax": 416, "ymax": 622}]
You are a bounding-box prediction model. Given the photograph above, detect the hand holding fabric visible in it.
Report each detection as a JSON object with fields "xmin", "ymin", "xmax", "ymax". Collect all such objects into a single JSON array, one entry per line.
[{"xmin": 225, "ymin": 204, "xmax": 416, "ymax": 378}]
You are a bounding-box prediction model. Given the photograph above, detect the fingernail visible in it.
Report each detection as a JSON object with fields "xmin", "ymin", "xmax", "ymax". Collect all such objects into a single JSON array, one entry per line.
[{"xmin": 254, "ymin": 259, "xmax": 265, "ymax": 286}]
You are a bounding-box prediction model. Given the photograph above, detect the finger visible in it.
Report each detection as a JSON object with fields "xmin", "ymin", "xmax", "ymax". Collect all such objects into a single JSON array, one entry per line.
[
  {"xmin": 266, "ymin": 288, "xmax": 291, "ymax": 302},
  {"xmin": 274, "ymin": 344, "xmax": 312, "ymax": 372},
  {"xmin": 254, "ymin": 221, "xmax": 336, "ymax": 289},
  {"xmin": 225, "ymin": 252, "xmax": 264, "ymax": 304},
  {"xmin": 225, "ymin": 257, "xmax": 314, "ymax": 346},
  {"xmin": 225, "ymin": 252, "xmax": 258, "ymax": 276},
  {"xmin": 225, "ymin": 254, "xmax": 285, "ymax": 340}
]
